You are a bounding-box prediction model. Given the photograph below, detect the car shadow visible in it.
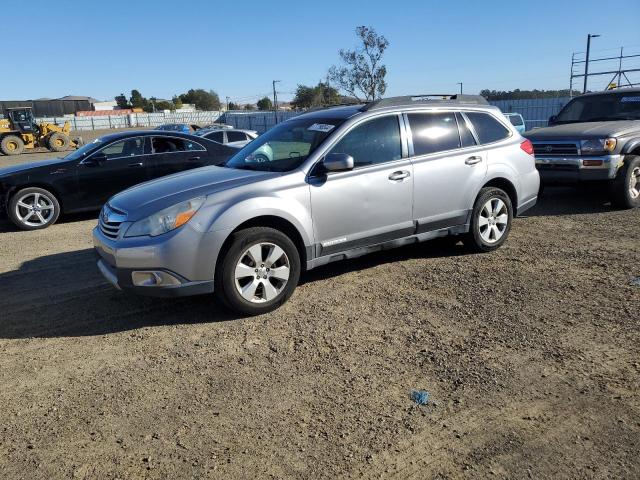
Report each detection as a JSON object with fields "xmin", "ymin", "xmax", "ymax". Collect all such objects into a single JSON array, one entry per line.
[
  {"xmin": 526, "ymin": 185, "xmax": 616, "ymax": 217},
  {"xmin": 0, "ymin": 211, "xmax": 99, "ymax": 233}
]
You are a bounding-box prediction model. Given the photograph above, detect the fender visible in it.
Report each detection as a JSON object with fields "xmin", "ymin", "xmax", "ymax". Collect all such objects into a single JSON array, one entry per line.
[{"xmin": 621, "ymin": 137, "xmax": 640, "ymax": 155}]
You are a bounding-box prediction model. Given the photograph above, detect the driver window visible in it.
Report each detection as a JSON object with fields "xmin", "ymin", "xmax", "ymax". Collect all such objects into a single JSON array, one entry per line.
[
  {"xmin": 100, "ymin": 137, "xmax": 144, "ymax": 159},
  {"xmin": 329, "ymin": 115, "xmax": 401, "ymax": 167}
]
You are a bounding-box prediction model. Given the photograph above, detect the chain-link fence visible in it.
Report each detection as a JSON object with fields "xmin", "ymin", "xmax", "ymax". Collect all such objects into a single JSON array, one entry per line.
[{"xmin": 488, "ymin": 97, "xmax": 571, "ymax": 130}]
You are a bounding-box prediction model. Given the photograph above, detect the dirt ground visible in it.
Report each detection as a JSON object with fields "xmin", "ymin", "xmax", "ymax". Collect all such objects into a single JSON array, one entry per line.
[{"xmin": 0, "ymin": 149, "xmax": 638, "ymax": 478}]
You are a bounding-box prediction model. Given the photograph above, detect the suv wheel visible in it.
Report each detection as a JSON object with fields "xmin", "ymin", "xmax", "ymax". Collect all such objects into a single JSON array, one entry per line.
[
  {"xmin": 610, "ymin": 155, "xmax": 640, "ymax": 209},
  {"xmin": 215, "ymin": 227, "xmax": 301, "ymax": 315},
  {"xmin": 9, "ymin": 187, "xmax": 61, "ymax": 230},
  {"xmin": 463, "ymin": 187, "xmax": 513, "ymax": 253}
]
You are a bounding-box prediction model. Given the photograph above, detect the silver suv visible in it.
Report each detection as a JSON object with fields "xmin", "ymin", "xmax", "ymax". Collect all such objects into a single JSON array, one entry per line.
[{"xmin": 93, "ymin": 95, "xmax": 540, "ymax": 315}]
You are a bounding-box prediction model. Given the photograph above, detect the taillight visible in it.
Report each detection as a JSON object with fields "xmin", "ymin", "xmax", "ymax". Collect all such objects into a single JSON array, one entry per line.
[{"xmin": 520, "ymin": 139, "xmax": 534, "ymax": 156}]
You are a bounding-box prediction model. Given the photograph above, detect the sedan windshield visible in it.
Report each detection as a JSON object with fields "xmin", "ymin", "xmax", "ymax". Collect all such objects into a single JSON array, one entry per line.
[
  {"xmin": 222, "ymin": 118, "xmax": 345, "ymax": 172},
  {"xmin": 64, "ymin": 138, "xmax": 104, "ymax": 161},
  {"xmin": 554, "ymin": 92, "xmax": 640, "ymax": 123}
]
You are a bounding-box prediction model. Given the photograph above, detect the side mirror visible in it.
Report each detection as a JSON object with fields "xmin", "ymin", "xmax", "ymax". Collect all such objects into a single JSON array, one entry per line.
[
  {"xmin": 84, "ymin": 152, "xmax": 107, "ymax": 166},
  {"xmin": 323, "ymin": 153, "xmax": 354, "ymax": 172},
  {"xmin": 548, "ymin": 115, "xmax": 557, "ymax": 125}
]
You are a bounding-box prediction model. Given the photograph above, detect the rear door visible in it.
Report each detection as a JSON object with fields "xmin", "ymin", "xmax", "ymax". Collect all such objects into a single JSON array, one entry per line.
[
  {"xmin": 75, "ymin": 136, "xmax": 148, "ymax": 208},
  {"xmin": 408, "ymin": 111, "xmax": 488, "ymax": 231},
  {"xmin": 148, "ymin": 136, "xmax": 208, "ymax": 178}
]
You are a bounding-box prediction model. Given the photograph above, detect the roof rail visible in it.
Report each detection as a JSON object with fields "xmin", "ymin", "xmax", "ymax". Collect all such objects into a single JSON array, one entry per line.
[{"xmin": 361, "ymin": 94, "xmax": 488, "ymax": 111}]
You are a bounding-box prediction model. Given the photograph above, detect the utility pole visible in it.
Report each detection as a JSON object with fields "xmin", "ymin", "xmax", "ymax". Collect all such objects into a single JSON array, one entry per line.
[
  {"xmin": 457, "ymin": 82, "xmax": 463, "ymax": 95},
  {"xmin": 272, "ymin": 80, "xmax": 281, "ymax": 123},
  {"xmin": 583, "ymin": 33, "xmax": 601, "ymax": 93}
]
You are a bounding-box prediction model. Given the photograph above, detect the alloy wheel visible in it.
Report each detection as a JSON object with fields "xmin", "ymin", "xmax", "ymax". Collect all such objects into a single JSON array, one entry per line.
[
  {"xmin": 14, "ymin": 192, "xmax": 56, "ymax": 227},
  {"xmin": 234, "ymin": 242, "xmax": 290, "ymax": 303},
  {"xmin": 478, "ymin": 198, "xmax": 509, "ymax": 244},
  {"xmin": 629, "ymin": 166, "xmax": 640, "ymax": 199}
]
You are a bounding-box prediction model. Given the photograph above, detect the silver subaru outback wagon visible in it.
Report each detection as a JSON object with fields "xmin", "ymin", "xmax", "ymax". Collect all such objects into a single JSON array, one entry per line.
[{"xmin": 93, "ymin": 95, "xmax": 540, "ymax": 315}]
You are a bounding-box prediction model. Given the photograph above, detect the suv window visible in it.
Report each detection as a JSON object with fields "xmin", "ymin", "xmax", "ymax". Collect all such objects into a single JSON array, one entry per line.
[
  {"xmin": 407, "ymin": 112, "xmax": 460, "ymax": 155},
  {"xmin": 507, "ymin": 114, "xmax": 523, "ymax": 126},
  {"xmin": 99, "ymin": 137, "xmax": 144, "ymax": 159},
  {"xmin": 206, "ymin": 131, "xmax": 225, "ymax": 143},
  {"xmin": 152, "ymin": 137, "xmax": 205, "ymax": 153},
  {"xmin": 227, "ymin": 131, "xmax": 247, "ymax": 142},
  {"xmin": 465, "ymin": 112, "xmax": 510, "ymax": 144},
  {"xmin": 456, "ymin": 112, "xmax": 477, "ymax": 148},
  {"xmin": 330, "ymin": 115, "xmax": 401, "ymax": 167}
]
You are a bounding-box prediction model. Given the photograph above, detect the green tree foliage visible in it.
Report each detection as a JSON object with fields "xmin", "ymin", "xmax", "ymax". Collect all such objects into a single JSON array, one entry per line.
[
  {"xmin": 243, "ymin": 103, "xmax": 256, "ymax": 111},
  {"xmin": 172, "ymin": 96, "xmax": 183, "ymax": 110},
  {"xmin": 291, "ymin": 82, "xmax": 341, "ymax": 109},
  {"xmin": 130, "ymin": 90, "xmax": 146, "ymax": 109},
  {"xmin": 328, "ymin": 26, "xmax": 389, "ymax": 102},
  {"xmin": 178, "ymin": 89, "xmax": 221, "ymax": 110},
  {"xmin": 257, "ymin": 96, "xmax": 273, "ymax": 111},
  {"xmin": 480, "ymin": 89, "xmax": 581, "ymax": 100},
  {"xmin": 155, "ymin": 100, "xmax": 175, "ymax": 111},
  {"xmin": 115, "ymin": 93, "xmax": 130, "ymax": 109},
  {"xmin": 228, "ymin": 102, "xmax": 240, "ymax": 111}
]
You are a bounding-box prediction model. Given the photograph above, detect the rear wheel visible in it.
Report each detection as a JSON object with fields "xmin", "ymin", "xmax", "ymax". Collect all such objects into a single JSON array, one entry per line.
[
  {"xmin": 47, "ymin": 132, "xmax": 70, "ymax": 152},
  {"xmin": 610, "ymin": 155, "xmax": 640, "ymax": 209},
  {"xmin": 8, "ymin": 187, "xmax": 61, "ymax": 230},
  {"xmin": 1, "ymin": 135, "xmax": 25, "ymax": 155},
  {"xmin": 463, "ymin": 187, "xmax": 513, "ymax": 253},
  {"xmin": 215, "ymin": 227, "xmax": 301, "ymax": 315}
]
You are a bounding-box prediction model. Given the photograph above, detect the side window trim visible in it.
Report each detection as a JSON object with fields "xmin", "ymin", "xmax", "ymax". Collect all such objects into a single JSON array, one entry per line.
[
  {"xmin": 85, "ymin": 136, "xmax": 145, "ymax": 162},
  {"xmin": 463, "ymin": 111, "xmax": 512, "ymax": 146},
  {"xmin": 151, "ymin": 136, "xmax": 206, "ymax": 154},
  {"xmin": 459, "ymin": 112, "xmax": 480, "ymax": 146}
]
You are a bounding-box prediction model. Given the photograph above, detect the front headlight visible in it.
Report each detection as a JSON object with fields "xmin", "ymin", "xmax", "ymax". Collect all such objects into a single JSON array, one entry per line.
[
  {"xmin": 124, "ymin": 196, "xmax": 206, "ymax": 237},
  {"xmin": 580, "ymin": 138, "xmax": 617, "ymax": 155}
]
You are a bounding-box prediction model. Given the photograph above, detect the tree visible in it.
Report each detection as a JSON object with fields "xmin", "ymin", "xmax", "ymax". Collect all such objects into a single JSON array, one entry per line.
[
  {"xmin": 172, "ymin": 96, "xmax": 183, "ymax": 110},
  {"xmin": 155, "ymin": 100, "xmax": 175, "ymax": 111},
  {"xmin": 115, "ymin": 93, "xmax": 130, "ymax": 109},
  {"xmin": 228, "ymin": 102, "xmax": 240, "ymax": 111},
  {"xmin": 130, "ymin": 89, "xmax": 147, "ymax": 109},
  {"xmin": 257, "ymin": 96, "xmax": 273, "ymax": 111},
  {"xmin": 291, "ymin": 82, "xmax": 341, "ymax": 109},
  {"xmin": 178, "ymin": 89, "xmax": 221, "ymax": 110},
  {"xmin": 243, "ymin": 103, "xmax": 256, "ymax": 111},
  {"xmin": 328, "ymin": 26, "xmax": 389, "ymax": 102}
]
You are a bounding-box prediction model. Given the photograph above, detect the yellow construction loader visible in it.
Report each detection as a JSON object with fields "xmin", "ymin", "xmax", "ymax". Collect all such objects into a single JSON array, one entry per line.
[{"xmin": 0, "ymin": 107, "xmax": 82, "ymax": 156}]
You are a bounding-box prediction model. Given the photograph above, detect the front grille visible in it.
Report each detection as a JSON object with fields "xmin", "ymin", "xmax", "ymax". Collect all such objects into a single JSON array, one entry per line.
[
  {"xmin": 532, "ymin": 143, "xmax": 579, "ymax": 156},
  {"xmin": 99, "ymin": 204, "xmax": 127, "ymax": 239}
]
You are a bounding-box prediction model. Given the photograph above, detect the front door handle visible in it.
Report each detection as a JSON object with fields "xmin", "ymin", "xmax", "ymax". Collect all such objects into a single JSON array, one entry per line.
[
  {"xmin": 128, "ymin": 162, "xmax": 143, "ymax": 167},
  {"xmin": 465, "ymin": 156, "xmax": 482, "ymax": 165},
  {"xmin": 388, "ymin": 170, "xmax": 410, "ymax": 181},
  {"xmin": 188, "ymin": 156, "xmax": 201, "ymax": 162}
]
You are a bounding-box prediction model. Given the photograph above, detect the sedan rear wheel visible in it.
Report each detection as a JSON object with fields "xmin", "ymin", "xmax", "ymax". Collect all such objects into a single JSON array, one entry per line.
[{"xmin": 9, "ymin": 187, "xmax": 60, "ymax": 230}]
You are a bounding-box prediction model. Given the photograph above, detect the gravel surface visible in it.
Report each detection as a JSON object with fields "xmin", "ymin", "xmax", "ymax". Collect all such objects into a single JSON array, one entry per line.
[{"xmin": 0, "ymin": 154, "xmax": 638, "ymax": 478}]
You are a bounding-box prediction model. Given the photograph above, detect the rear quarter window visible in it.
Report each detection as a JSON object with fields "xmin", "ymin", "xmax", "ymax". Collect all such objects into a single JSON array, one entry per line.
[{"xmin": 465, "ymin": 112, "xmax": 511, "ymax": 144}]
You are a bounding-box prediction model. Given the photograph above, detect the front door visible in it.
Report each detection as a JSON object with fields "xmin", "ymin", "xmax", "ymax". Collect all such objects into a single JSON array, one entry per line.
[
  {"xmin": 75, "ymin": 136, "xmax": 148, "ymax": 209},
  {"xmin": 309, "ymin": 114, "xmax": 414, "ymax": 256}
]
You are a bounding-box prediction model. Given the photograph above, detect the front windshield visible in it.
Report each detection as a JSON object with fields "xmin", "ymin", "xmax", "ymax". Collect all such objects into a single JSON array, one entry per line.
[
  {"xmin": 554, "ymin": 92, "xmax": 640, "ymax": 123},
  {"xmin": 64, "ymin": 138, "xmax": 104, "ymax": 161},
  {"xmin": 222, "ymin": 117, "xmax": 345, "ymax": 172}
]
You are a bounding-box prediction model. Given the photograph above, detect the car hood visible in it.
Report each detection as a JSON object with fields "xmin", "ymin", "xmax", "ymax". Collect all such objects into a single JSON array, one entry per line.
[
  {"xmin": 525, "ymin": 120, "xmax": 639, "ymax": 140},
  {"xmin": 0, "ymin": 158, "xmax": 69, "ymax": 177},
  {"xmin": 108, "ymin": 166, "xmax": 277, "ymax": 221}
]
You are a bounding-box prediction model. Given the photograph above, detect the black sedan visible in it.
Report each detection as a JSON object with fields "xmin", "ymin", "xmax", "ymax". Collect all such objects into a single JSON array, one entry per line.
[{"xmin": 0, "ymin": 130, "xmax": 238, "ymax": 230}]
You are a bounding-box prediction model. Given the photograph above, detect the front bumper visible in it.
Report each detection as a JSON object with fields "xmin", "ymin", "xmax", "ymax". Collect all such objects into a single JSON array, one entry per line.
[
  {"xmin": 535, "ymin": 154, "xmax": 622, "ymax": 183},
  {"xmin": 93, "ymin": 225, "xmax": 221, "ymax": 298}
]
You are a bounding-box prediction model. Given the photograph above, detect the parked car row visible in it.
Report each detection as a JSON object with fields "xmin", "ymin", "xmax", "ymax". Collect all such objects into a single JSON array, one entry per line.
[{"xmin": 1, "ymin": 90, "xmax": 638, "ymax": 316}]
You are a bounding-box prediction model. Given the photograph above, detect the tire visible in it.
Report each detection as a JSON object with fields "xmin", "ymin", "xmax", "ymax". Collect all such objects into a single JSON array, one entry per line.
[
  {"xmin": 610, "ymin": 155, "xmax": 640, "ymax": 209},
  {"xmin": 215, "ymin": 227, "xmax": 301, "ymax": 315},
  {"xmin": 8, "ymin": 187, "xmax": 61, "ymax": 230},
  {"xmin": 462, "ymin": 187, "xmax": 514, "ymax": 253},
  {"xmin": 47, "ymin": 132, "xmax": 70, "ymax": 152},
  {"xmin": 1, "ymin": 135, "xmax": 25, "ymax": 156}
]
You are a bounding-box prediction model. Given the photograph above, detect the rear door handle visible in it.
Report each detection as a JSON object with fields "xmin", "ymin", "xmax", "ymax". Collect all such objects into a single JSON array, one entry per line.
[
  {"xmin": 465, "ymin": 156, "xmax": 482, "ymax": 165},
  {"xmin": 128, "ymin": 162, "xmax": 143, "ymax": 167},
  {"xmin": 388, "ymin": 170, "xmax": 410, "ymax": 181}
]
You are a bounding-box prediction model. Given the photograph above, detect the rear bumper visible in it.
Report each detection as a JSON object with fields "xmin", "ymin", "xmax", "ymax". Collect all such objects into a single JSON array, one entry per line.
[{"xmin": 535, "ymin": 154, "xmax": 621, "ymax": 183}]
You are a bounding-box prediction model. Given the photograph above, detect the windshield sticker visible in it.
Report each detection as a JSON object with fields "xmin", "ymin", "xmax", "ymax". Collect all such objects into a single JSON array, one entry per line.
[
  {"xmin": 308, "ymin": 123, "xmax": 335, "ymax": 133},
  {"xmin": 621, "ymin": 96, "xmax": 640, "ymax": 103}
]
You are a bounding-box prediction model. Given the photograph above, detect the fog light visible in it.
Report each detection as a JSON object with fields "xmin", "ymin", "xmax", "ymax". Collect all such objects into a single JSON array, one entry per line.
[
  {"xmin": 132, "ymin": 271, "xmax": 181, "ymax": 287},
  {"xmin": 583, "ymin": 159, "xmax": 604, "ymax": 167}
]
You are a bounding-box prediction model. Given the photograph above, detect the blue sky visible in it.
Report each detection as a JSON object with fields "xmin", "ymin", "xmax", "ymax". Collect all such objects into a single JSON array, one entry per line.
[{"xmin": 3, "ymin": 0, "xmax": 639, "ymax": 102}]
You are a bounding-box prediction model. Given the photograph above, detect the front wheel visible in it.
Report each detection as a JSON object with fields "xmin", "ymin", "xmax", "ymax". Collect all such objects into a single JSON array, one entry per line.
[
  {"xmin": 463, "ymin": 187, "xmax": 513, "ymax": 253},
  {"xmin": 610, "ymin": 155, "xmax": 640, "ymax": 209},
  {"xmin": 8, "ymin": 187, "xmax": 61, "ymax": 230},
  {"xmin": 215, "ymin": 227, "xmax": 301, "ymax": 315}
]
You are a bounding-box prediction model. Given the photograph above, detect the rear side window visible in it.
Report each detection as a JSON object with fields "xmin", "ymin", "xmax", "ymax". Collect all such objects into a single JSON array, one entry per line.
[
  {"xmin": 206, "ymin": 131, "xmax": 225, "ymax": 143},
  {"xmin": 407, "ymin": 112, "xmax": 460, "ymax": 155},
  {"xmin": 465, "ymin": 112, "xmax": 510, "ymax": 144},
  {"xmin": 152, "ymin": 137, "xmax": 205, "ymax": 153},
  {"xmin": 227, "ymin": 131, "xmax": 247, "ymax": 142},
  {"xmin": 507, "ymin": 115, "xmax": 523, "ymax": 126},
  {"xmin": 330, "ymin": 115, "xmax": 401, "ymax": 167},
  {"xmin": 455, "ymin": 113, "xmax": 477, "ymax": 148}
]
